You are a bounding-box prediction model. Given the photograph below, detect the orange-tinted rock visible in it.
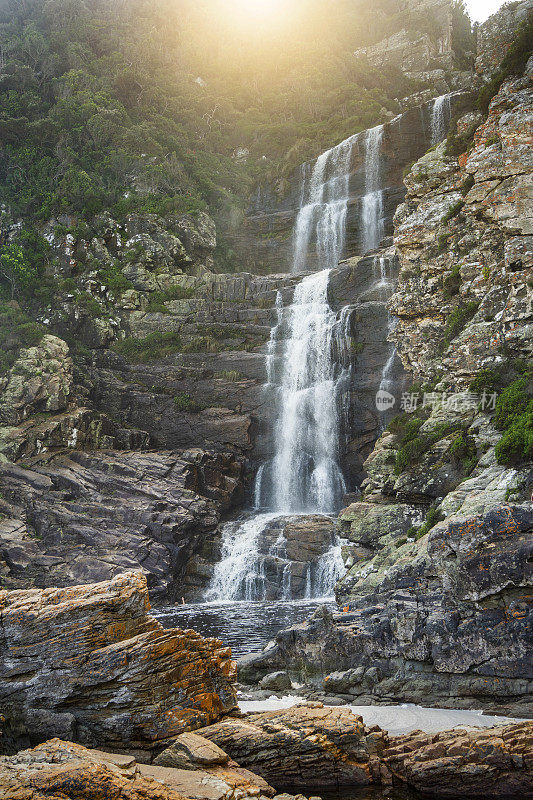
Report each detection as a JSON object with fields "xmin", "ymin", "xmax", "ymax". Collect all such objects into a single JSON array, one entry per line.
[
  {"xmin": 0, "ymin": 571, "xmax": 237, "ymax": 753},
  {"xmin": 0, "ymin": 738, "xmax": 187, "ymax": 800},
  {"xmin": 197, "ymin": 704, "xmax": 388, "ymax": 790},
  {"xmin": 384, "ymin": 721, "xmax": 533, "ymax": 797}
]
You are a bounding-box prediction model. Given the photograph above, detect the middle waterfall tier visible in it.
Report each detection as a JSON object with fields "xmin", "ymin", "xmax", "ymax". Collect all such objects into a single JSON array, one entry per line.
[
  {"xmin": 292, "ymin": 134, "xmax": 359, "ymax": 273},
  {"xmin": 254, "ymin": 268, "xmax": 351, "ymax": 514}
]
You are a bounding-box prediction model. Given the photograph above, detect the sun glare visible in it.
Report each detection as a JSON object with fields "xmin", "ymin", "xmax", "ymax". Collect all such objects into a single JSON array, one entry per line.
[
  {"xmin": 236, "ymin": 0, "xmax": 283, "ymax": 19},
  {"xmin": 226, "ymin": 0, "xmax": 289, "ymax": 32}
]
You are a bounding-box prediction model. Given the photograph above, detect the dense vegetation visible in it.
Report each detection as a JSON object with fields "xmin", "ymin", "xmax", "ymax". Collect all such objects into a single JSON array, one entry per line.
[{"xmin": 0, "ymin": 0, "xmax": 471, "ymax": 233}]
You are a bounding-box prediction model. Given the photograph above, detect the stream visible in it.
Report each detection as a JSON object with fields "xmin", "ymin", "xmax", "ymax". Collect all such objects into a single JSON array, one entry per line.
[{"xmin": 154, "ymin": 598, "xmax": 335, "ymax": 658}]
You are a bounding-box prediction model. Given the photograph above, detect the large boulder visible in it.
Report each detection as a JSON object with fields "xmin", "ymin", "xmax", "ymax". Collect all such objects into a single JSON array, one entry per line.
[
  {"xmin": 238, "ymin": 504, "xmax": 533, "ymax": 716},
  {"xmin": 197, "ymin": 704, "xmax": 388, "ymax": 790},
  {"xmin": 0, "ymin": 737, "xmax": 275, "ymax": 800},
  {"xmin": 0, "ymin": 448, "xmax": 244, "ymax": 601},
  {"xmin": 0, "ymin": 571, "xmax": 237, "ymax": 753},
  {"xmin": 0, "ymin": 335, "xmax": 72, "ymax": 426}
]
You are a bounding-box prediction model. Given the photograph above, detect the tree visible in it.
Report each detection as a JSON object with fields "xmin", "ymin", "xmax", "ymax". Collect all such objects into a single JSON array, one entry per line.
[{"xmin": 0, "ymin": 243, "xmax": 38, "ymax": 298}]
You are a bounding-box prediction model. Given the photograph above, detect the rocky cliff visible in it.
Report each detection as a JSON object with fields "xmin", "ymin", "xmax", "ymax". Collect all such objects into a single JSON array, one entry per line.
[
  {"xmin": 0, "ymin": 571, "xmax": 237, "ymax": 753},
  {"xmin": 237, "ymin": 4, "xmax": 533, "ymax": 715}
]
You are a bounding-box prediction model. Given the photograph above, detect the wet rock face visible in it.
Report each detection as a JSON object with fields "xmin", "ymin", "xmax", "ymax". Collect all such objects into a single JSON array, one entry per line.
[
  {"xmin": 239, "ymin": 503, "xmax": 533, "ymax": 715},
  {"xmin": 0, "ymin": 571, "xmax": 237, "ymax": 753},
  {"xmin": 197, "ymin": 704, "xmax": 389, "ymax": 790},
  {"xmin": 242, "ymin": 95, "xmax": 469, "ymax": 275},
  {"xmin": 0, "ymin": 449, "xmax": 244, "ymax": 601},
  {"xmin": 186, "ymin": 514, "xmax": 338, "ymax": 603}
]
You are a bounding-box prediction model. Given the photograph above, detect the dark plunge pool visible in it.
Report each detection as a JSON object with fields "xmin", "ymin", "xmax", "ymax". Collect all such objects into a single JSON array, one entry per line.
[{"xmin": 153, "ymin": 598, "xmax": 336, "ymax": 657}]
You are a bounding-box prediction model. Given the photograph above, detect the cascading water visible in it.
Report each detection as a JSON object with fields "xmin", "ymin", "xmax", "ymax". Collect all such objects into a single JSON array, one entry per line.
[
  {"xmin": 266, "ymin": 269, "xmax": 349, "ymax": 514},
  {"xmin": 292, "ymin": 134, "xmax": 358, "ymax": 273},
  {"xmin": 430, "ymin": 94, "xmax": 452, "ymax": 146},
  {"xmin": 361, "ymin": 125, "xmax": 385, "ymax": 254},
  {"xmin": 370, "ymin": 256, "xmax": 398, "ymax": 392},
  {"xmin": 206, "ymin": 513, "xmax": 280, "ymax": 602},
  {"xmin": 208, "ymin": 118, "xmax": 397, "ymax": 604},
  {"xmin": 209, "ymin": 271, "xmax": 350, "ymax": 602}
]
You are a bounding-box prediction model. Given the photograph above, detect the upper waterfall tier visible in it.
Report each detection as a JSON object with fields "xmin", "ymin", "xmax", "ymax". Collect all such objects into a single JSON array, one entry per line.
[
  {"xmin": 292, "ymin": 134, "xmax": 359, "ymax": 273},
  {"xmin": 245, "ymin": 92, "xmax": 468, "ymax": 275}
]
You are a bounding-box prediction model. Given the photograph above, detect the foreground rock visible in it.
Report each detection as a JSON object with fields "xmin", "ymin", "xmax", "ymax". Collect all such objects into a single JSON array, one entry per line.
[
  {"xmin": 0, "ymin": 739, "xmax": 186, "ymax": 800},
  {"xmin": 197, "ymin": 707, "xmax": 533, "ymax": 796},
  {"xmin": 0, "ymin": 737, "xmax": 276, "ymax": 800},
  {"xmin": 0, "ymin": 572, "xmax": 236, "ymax": 753},
  {"xmin": 197, "ymin": 704, "xmax": 388, "ymax": 790},
  {"xmin": 384, "ymin": 721, "xmax": 533, "ymax": 797},
  {"xmin": 240, "ymin": 503, "xmax": 533, "ymax": 716}
]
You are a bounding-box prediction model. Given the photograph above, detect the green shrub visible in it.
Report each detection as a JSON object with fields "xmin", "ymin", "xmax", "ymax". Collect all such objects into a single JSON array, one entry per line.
[
  {"xmin": 98, "ymin": 263, "xmax": 133, "ymax": 297},
  {"xmin": 469, "ymin": 367, "xmax": 506, "ymax": 395},
  {"xmin": 112, "ymin": 332, "xmax": 183, "ymax": 362},
  {"xmin": 416, "ymin": 507, "xmax": 445, "ymax": 539},
  {"xmin": 441, "ymin": 301, "xmax": 479, "ymax": 350},
  {"xmin": 76, "ymin": 292, "xmax": 105, "ymax": 318},
  {"xmin": 0, "ymin": 243, "xmax": 39, "ymax": 299},
  {"xmin": 174, "ymin": 391, "xmax": 204, "ymax": 413},
  {"xmin": 146, "ymin": 299, "xmax": 170, "ymax": 313},
  {"xmin": 395, "ymin": 436, "xmax": 428, "ymax": 474},
  {"xmin": 442, "ymin": 200, "xmax": 464, "ymax": 225},
  {"xmin": 216, "ymin": 370, "xmax": 244, "ymax": 381},
  {"xmin": 443, "ymin": 265, "xmax": 461, "ymax": 297},
  {"xmin": 182, "ymin": 335, "xmax": 221, "ymax": 353},
  {"xmin": 495, "ymin": 413, "xmax": 533, "ymax": 465},
  {"xmin": 0, "ymin": 302, "xmax": 45, "ymax": 375},
  {"xmin": 392, "ymin": 416, "xmax": 466, "ymax": 475},
  {"xmin": 437, "ymin": 233, "xmax": 452, "ymax": 253},
  {"xmin": 395, "ymin": 537, "xmax": 408, "ymax": 548},
  {"xmin": 450, "ymin": 431, "xmax": 478, "ymax": 473},
  {"xmin": 493, "ymin": 378, "xmax": 533, "ymax": 430}
]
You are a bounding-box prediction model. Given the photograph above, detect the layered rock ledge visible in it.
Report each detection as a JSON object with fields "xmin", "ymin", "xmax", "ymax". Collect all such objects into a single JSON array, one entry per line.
[
  {"xmin": 0, "ymin": 572, "xmax": 237, "ymax": 753},
  {"xmin": 196, "ymin": 705, "xmax": 533, "ymax": 797}
]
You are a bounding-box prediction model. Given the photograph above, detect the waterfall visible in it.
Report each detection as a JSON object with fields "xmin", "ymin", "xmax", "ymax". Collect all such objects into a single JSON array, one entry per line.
[
  {"xmin": 209, "ymin": 271, "xmax": 349, "ymax": 602},
  {"xmin": 269, "ymin": 269, "xmax": 348, "ymax": 513},
  {"xmin": 431, "ymin": 94, "xmax": 452, "ymax": 146},
  {"xmin": 206, "ymin": 513, "xmax": 280, "ymax": 602},
  {"xmin": 361, "ymin": 125, "xmax": 385, "ymax": 254},
  {"xmin": 207, "ymin": 125, "xmax": 402, "ymax": 604},
  {"xmin": 292, "ymin": 134, "xmax": 358, "ymax": 273}
]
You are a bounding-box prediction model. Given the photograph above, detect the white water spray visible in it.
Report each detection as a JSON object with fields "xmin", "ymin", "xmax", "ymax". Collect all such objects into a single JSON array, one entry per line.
[
  {"xmin": 361, "ymin": 125, "xmax": 385, "ymax": 254},
  {"xmin": 431, "ymin": 94, "xmax": 452, "ymax": 146},
  {"xmin": 292, "ymin": 134, "xmax": 358, "ymax": 273}
]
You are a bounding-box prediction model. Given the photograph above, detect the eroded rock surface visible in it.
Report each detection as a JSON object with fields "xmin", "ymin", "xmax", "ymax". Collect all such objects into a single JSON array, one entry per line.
[
  {"xmin": 0, "ymin": 571, "xmax": 237, "ymax": 753},
  {"xmin": 197, "ymin": 704, "xmax": 388, "ymax": 790},
  {"xmin": 384, "ymin": 721, "xmax": 533, "ymax": 797},
  {"xmin": 0, "ymin": 736, "xmax": 276, "ymax": 800},
  {"xmin": 0, "ymin": 448, "xmax": 244, "ymax": 600}
]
